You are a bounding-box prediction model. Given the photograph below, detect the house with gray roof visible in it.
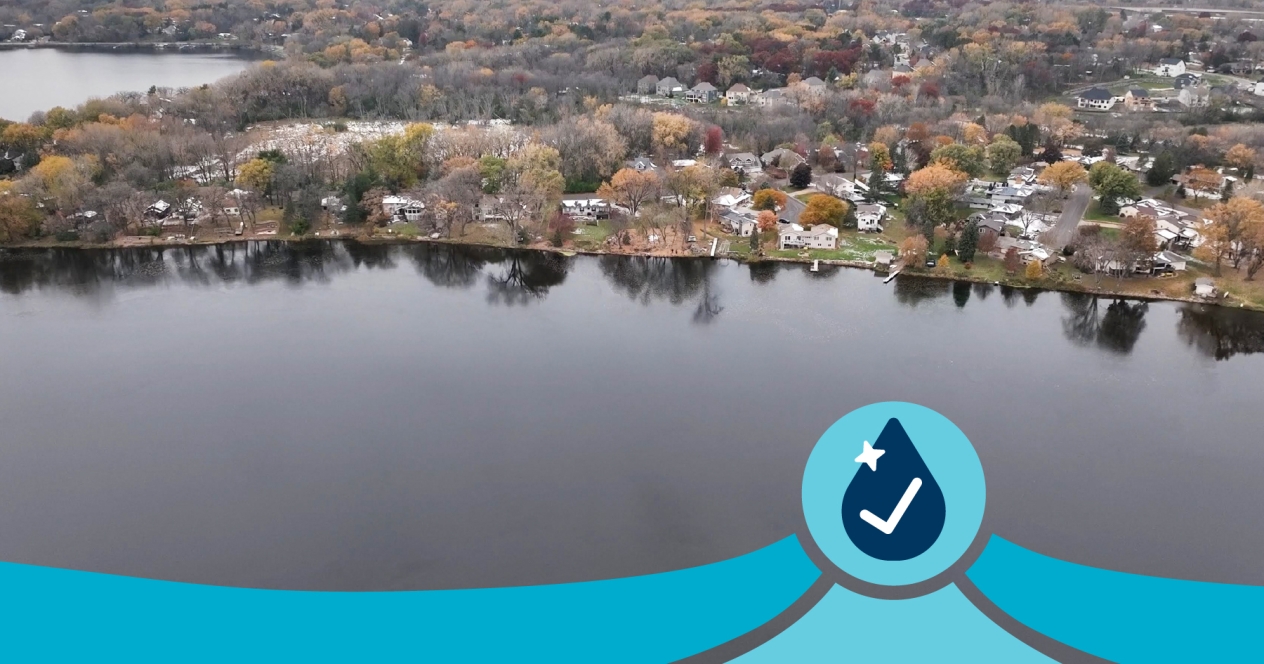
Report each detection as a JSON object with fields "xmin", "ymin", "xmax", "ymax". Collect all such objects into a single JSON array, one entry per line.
[
  {"xmin": 637, "ymin": 74, "xmax": 659, "ymax": 95},
  {"xmin": 686, "ymin": 81, "xmax": 719, "ymax": 103},
  {"xmin": 656, "ymin": 77, "xmax": 684, "ymax": 97}
]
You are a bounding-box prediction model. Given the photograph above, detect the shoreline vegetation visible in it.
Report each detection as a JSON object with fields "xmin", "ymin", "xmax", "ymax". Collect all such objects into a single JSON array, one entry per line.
[
  {"xmin": 4, "ymin": 231, "xmax": 1253, "ymax": 313},
  {"xmin": 4, "ymin": 4, "xmax": 1264, "ymax": 313}
]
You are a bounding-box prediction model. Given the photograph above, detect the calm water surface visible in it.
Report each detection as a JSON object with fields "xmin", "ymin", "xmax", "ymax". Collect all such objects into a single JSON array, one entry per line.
[
  {"xmin": 1, "ymin": 242, "xmax": 1262, "ymax": 591},
  {"xmin": 0, "ymin": 49, "xmax": 253, "ymax": 121}
]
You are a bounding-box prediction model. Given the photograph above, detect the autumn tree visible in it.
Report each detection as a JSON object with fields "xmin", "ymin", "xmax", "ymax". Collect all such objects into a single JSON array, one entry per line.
[
  {"xmin": 0, "ymin": 181, "xmax": 42, "ymax": 242},
  {"xmin": 236, "ymin": 158, "xmax": 277, "ymax": 201},
  {"xmin": 985, "ymin": 136, "xmax": 1022, "ymax": 176},
  {"xmin": 930, "ymin": 143, "xmax": 985, "ymax": 179},
  {"xmin": 1039, "ymin": 161, "xmax": 1087, "ymax": 196},
  {"xmin": 1197, "ymin": 197, "xmax": 1264, "ymax": 276},
  {"xmin": 899, "ymin": 235, "xmax": 929, "ymax": 265},
  {"xmin": 1087, "ymin": 162, "xmax": 1142, "ymax": 214},
  {"xmin": 756, "ymin": 210, "xmax": 778, "ymax": 233},
  {"xmin": 1025, "ymin": 257, "xmax": 1043, "ymax": 279},
  {"xmin": 799, "ymin": 195, "xmax": 849, "ymax": 227},
  {"xmin": 867, "ymin": 142, "xmax": 892, "ymax": 195},
  {"xmin": 751, "ymin": 189, "xmax": 787, "ymax": 211},
  {"xmin": 1004, "ymin": 246, "xmax": 1021, "ymax": 274},
  {"xmin": 1121, "ymin": 214, "xmax": 1158, "ymax": 255},
  {"xmin": 905, "ymin": 164, "xmax": 968, "ymax": 239},
  {"xmin": 597, "ymin": 168, "xmax": 659, "ymax": 216},
  {"xmin": 1225, "ymin": 144, "xmax": 1256, "ymax": 172},
  {"xmin": 704, "ymin": 126, "xmax": 724, "ymax": 155},
  {"xmin": 1185, "ymin": 167, "xmax": 1222, "ymax": 198},
  {"xmin": 650, "ymin": 113, "xmax": 695, "ymax": 158}
]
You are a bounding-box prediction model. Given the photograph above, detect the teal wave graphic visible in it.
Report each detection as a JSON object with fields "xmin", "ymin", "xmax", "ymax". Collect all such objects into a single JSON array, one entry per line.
[
  {"xmin": 968, "ymin": 535, "xmax": 1264, "ymax": 662},
  {"xmin": 0, "ymin": 536, "xmax": 819, "ymax": 662},
  {"xmin": 734, "ymin": 582, "xmax": 1051, "ymax": 662}
]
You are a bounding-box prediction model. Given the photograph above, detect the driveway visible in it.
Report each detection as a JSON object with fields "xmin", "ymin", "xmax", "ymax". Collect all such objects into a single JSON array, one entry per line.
[{"xmin": 1050, "ymin": 183, "xmax": 1092, "ymax": 248}]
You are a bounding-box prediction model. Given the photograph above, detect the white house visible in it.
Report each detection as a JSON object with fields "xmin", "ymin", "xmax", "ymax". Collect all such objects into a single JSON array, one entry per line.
[
  {"xmin": 382, "ymin": 195, "xmax": 424, "ymax": 222},
  {"xmin": 1178, "ymin": 85, "xmax": 1210, "ymax": 108},
  {"xmin": 712, "ymin": 188, "xmax": 751, "ymax": 210},
  {"xmin": 856, "ymin": 203, "xmax": 886, "ymax": 232},
  {"xmin": 1154, "ymin": 58, "xmax": 1186, "ymax": 77},
  {"xmin": 778, "ymin": 223, "xmax": 838, "ymax": 250},
  {"xmin": 726, "ymin": 83, "xmax": 752, "ymax": 104},
  {"xmin": 726, "ymin": 152, "xmax": 761, "ymax": 174},
  {"xmin": 1076, "ymin": 87, "xmax": 1119, "ymax": 111},
  {"xmin": 560, "ymin": 196, "xmax": 610, "ymax": 221}
]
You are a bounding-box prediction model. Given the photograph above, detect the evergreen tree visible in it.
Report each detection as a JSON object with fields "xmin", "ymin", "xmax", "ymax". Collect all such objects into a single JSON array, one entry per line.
[
  {"xmin": 790, "ymin": 163, "xmax": 813, "ymax": 189},
  {"xmin": 958, "ymin": 220, "xmax": 980, "ymax": 262},
  {"xmin": 750, "ymin": 227, "xmax": 760, "ymax": 252},
  {"xmin": 1221, "ymin": 179, "xmax": 1234, "ymax": 202},
  {"xmin": 1146, "ymin": 152, "xmax": 1178, "ymax": 187}
]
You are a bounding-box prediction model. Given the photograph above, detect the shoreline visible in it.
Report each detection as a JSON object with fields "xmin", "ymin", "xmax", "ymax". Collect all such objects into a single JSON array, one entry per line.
[
  {"xmin": 0, "ymin": 41, "xmax": 272, "ymax": 55},
  {"xmin": 3, "ymin": 233, "xmax": 1252, "ymax": 312}
]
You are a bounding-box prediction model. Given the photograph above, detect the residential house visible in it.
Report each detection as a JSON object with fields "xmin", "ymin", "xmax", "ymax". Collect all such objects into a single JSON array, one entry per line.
[
  {"xmin": 321, "ymin": 195, "xmax": 346, "ymax": 213},
  {"xmin": 1174, "ymin": 72, "xmax": 1202, "ymax": 90},
  {"xmin": 656, "ymin": 77, "xmax": 684, "ymax": 97},
  {"xmin": 761, "ymin": 147, "xmax": 806, "ymax": 170},
  {"xmin": 799, "ymin": 76, "xmax": 827, "ymax": 95},
  {"xmin": 778, "ymin": 223, "xmax": 838, "ymax": 250},
  {"xmin": 560, "ymin": 195, "xmax": 610, "ymax": 221},
  {"xmin": 1124, "ymin": 88, "xmax": 1154, "ymax": 111},
  {"xmin": 144, "ymin": 200, "xmax": 174, "ymax": 223},
  {"xmin": 755, "ymin": 88, "xmax": 793, "ymax": 108},
  {"xmin": 636, "ymin": 74, "xmax": 659, "ymax": 95},
  {"xmin": 962, "ymin": 180, "xmax": 1034, "ymax": 208},
  {"xmin": 382, "ymin": 195, "xmax": 424, "ymax": 222},
  {"xmin": 712, "ymin": 188, "xmax": 751, "ymax": 210},
  {"xmin": 1076, "ymin": 87, "xmax": 1119, "ymax": 110},
  {"xmin": 627, "ymin": 156, "xmax": 663, "ymax": 176},
  {"xmin": 726, "ymin": 153, "xmax": 761, "ymax": 175},
  {"xmin": 476, "ymin": 195, "xmax": 508, "ymax": 222},
  {"xmin": 891, "ymin": 64, "xmax": 912, "ymax": 78},
  {"xmin": 813, "ymin": 173, "xmax": 867, "ymax": 202},
  {"xmin": 1178, "ymin": 85, "xmax": 1210, "ymax": 108},
  {"xmin": 686, "ymin": 82, "xmax": 719, "ymax": 103},
  {"xmin": 1154, "ymin": 58, "xmax": 1186, "ymax": 77},
  {"xmin": 725, "ymin": 83, "xmax": 752, "ymax": 104},
  {"xmin": 856, "ymin": 203, "xmax": 887, "ymax": 232},
  {"xmin": 1152, "ymin": 251, "xmax": 1187, "ymax": 274},
  {"xmin": 719, "ymin": 206, "xmax": 759, "ymax": 237}
]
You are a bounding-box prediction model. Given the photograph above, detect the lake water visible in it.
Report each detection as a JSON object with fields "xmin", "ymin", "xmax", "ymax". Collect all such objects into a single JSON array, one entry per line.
[
  {"xmin": 0, "ymin": 49, "xmax": 254, "ymax": 122},
  {"xmin": 1, "ymin": 242, "xmax": 1263, "ymax": 591}
]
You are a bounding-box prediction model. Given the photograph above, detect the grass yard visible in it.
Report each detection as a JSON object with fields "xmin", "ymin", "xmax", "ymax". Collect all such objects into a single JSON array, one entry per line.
[
  {"xmin": 570, "ymin": 221, "xmax": 613, "ymax": 250},
  {"xmin": 1082, "ymin": 201, "xmax": 1119, "ymax": 223}
]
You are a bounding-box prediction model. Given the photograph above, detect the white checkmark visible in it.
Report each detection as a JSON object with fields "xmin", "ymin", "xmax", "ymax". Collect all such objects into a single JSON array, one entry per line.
[{"xmin": 859, "ymin": 478, "xmax": 922, "ymax": 535}]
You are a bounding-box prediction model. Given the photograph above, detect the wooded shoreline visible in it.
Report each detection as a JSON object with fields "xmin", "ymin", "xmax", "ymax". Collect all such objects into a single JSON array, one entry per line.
[{"xmin": 3, "ymin": 233, "xmax": 1249, "ymax": 312}]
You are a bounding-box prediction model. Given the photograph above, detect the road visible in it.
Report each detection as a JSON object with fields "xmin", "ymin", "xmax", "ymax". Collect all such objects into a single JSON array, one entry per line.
[{"xmin": 1050, "ymin": 183, "xmax": 1092, "ymax": 249}]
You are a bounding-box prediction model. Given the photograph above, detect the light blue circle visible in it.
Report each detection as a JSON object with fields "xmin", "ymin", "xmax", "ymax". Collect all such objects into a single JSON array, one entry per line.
[{"xmin": 802, "ymin": 402, "xmax": 986, "ymax": 586}]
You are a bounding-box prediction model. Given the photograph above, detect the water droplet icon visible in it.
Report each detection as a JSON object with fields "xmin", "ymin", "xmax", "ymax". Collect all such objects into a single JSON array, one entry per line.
[{"xmin": 842, "ymin": 418, "xmax": 946, "ymax": 561}]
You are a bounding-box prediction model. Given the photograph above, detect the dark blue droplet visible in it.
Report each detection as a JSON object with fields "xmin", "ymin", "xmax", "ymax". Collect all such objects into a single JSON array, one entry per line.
[{"xmin": 842, "ymin": 418, "xmax": 946, "ymax": 561}]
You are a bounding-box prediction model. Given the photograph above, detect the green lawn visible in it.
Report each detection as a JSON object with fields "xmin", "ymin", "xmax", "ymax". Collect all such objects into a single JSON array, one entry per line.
[
  {"xmin": 1082, "ymin": 201, "xmax": 1119, "ymax": 223},
  {"xmin": 570, "ymin": 221, "xmax": 613, "ymax": 250}
]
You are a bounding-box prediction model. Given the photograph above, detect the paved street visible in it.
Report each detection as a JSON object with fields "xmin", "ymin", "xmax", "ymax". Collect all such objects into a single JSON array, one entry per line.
[{"xmin": 1050, "ymin": 183, "xmax": 1092, "ymax": 248}]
